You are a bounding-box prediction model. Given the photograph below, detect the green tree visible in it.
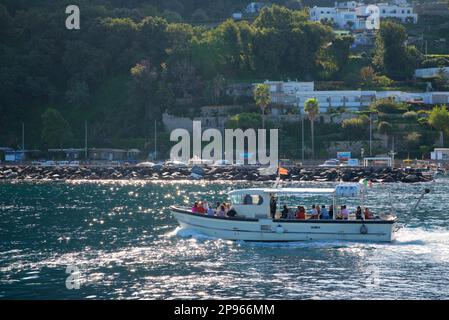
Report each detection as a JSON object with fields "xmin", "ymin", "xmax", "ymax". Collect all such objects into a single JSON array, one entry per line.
[
  {"xmin": 341, "ymin": 117, "xmax": 368, "ymax": 140},
  {"xmin": 404, "ymin": 132, "xmax": 422, "ymax": 152},
  {"xmin": 304, "ymin": 97, "xmax": 320, "ymax": 159},
  {"xmin": 253, "ymin": 83, "xmax": 271, "ymax": 129},
  {"xmin": 428, "ymin": 105, "xmax": 449, "ymax": 146},
  {"xmin": 41, "ymin": 108, "xmax": 73, "ymax": 148},
  {"xmin": 377, "ymin": 121, "xmax": 394, "ymax": 149},
  {"xmin": 373, "ymin": 20, "xmax": 418, "ymax": 80},
  {"xmin": 369, "ymin": 98, "xmax": 408, "ymax": 114},
  {"xmin": 226, "ymin": 113, "xmax": 262, "ymax": 130}
]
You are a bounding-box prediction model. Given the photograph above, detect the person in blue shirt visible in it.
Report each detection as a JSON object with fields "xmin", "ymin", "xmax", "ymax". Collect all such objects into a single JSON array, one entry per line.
[{"xmin": 320, "ymin": 205, "xmax": 330, "ymax": 219}]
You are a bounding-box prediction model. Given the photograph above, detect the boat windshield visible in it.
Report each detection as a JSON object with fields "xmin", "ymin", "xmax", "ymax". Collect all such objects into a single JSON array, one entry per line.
[{"xmin": 230, "ymin": 193, "xmax": 264, "ymax": 206}]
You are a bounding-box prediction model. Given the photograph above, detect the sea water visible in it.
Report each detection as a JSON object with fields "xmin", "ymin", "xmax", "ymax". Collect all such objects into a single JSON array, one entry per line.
[{"xmin": 1, "ymin": 179, "xmax": 449, "ymax": 299}]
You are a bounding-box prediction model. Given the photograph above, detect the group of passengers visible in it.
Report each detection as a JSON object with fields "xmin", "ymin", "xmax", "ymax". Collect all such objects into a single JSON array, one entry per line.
[
  {"xmin": 191, "ymin": 201, "xmax": 236, "ymax": 217},
  {"xmin": 279, "ymin": 204, "xmax": 374, "ymax": 220}
]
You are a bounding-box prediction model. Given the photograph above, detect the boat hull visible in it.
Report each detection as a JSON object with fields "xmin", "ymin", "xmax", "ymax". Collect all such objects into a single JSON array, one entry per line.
[{"xmin": 171, "ymin": 207, "xmax": 398, "ymax": 242}]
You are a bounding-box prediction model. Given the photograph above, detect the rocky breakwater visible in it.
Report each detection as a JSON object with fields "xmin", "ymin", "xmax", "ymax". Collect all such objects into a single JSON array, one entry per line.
[{"xmin": 0, "ymin": 165, "xmax": 433, "ymax": 183}]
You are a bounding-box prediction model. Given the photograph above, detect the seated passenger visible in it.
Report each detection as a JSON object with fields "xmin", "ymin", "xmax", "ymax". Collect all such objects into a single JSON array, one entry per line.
[
  {"xmin": 217, "ymin": 205, "xmax": 226, "ymax": 217},
  {"xmin": 243, "ymin": 194, "xmax": 253, "ymax": 205},
  {"xmin": 321, "ymin": 205, "xmax": 330, "ymax": 219},
  {"xmin": 341, "ymin": 205, "xmax": 349, "ymax": 220},
  {"xmin": 227, "ymin": 207, "xmax": 237, "ymax": 217},
  {"xmin": 309, "ymin": 205, "xmax": 319, "ymax": 219},
  {"xmin": 296, "ymin": 206, "xmax": 306, "ymax": 220},
  {"xmin": 281, "ymin": 205, "xmax": 289, "ymax": 219},
  {"xmin": 192, "ymin": 202, "xmax": 199, "ymax": 213},
  {"xmin": 197, "ymin": 202, "xmax": 206, "ymax": 214},
  {"xmin": 364, "ymin": 207, "xmax": 373, "ymax": 219},
  {"xmin": 328, "ymin": 205, "xmax": 334, "ymax": 219},
  {"xmin": 207, "ymin": 205, "xmax": 215, "ymax": 216},
  {"xmin": 355, "ymin": 206, "xmax": 363, "ymax": 220}
]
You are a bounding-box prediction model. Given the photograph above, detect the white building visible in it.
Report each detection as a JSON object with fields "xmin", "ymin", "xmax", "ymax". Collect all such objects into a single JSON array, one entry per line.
[
  {"xmin": 256, "ymin": 81, "xmax": 449, "ymax": 111},
  {"xmin": 261, "ymin": 81, "xmax": 314, "ymax": 105},
  {"xmin": 310, "ymin": 1, "xmax": 418, "ymax": 30},
  {"xmin": 431, "ymin": 148, "xmax": 449, "ymax": 161},
  {"xmin": 245, "ymin": 2, "xmax": 266, "ymax": 14},
  {"xmin": 357, "ymin": 2, "xmax": 418, "ymax": 23},
  {"xmin": 415, "ymin": 67, "xmax": 449, "ymax": 79},
  {"xmin": 296, "ymin": 90, "xmax": 449, "ymax": 111}
]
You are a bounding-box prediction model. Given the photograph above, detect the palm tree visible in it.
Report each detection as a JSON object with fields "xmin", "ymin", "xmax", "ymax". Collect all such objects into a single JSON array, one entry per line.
[
  {"xmin": 304, "ymin": 98, "xmax": 320, "ymax": 159},
  {"xmin": 253, "ymin": 84, "xmax": 271, "ymax": 129}
]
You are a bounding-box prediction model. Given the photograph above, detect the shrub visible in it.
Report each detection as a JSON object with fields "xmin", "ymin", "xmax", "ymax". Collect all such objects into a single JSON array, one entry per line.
[
  {"xmin": 341, "ymin": 117, "xmax": 368, "ymax": 139},
  {"xmin": 377, "ymin": 121, "xmax": 393, "ymax": 135},
  {"xmin": 402, "ymin": 111, "xmax": 418, "ymax": 120},
  {"xmin": 372, "ymin": 75, "xmax": 394, "ymax": 87},
  {"xmin": 369, "ymin": 98, "xmax": 408, "ymax": 114}
]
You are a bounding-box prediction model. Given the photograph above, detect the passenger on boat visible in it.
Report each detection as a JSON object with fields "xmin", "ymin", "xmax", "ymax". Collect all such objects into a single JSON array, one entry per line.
[
  {"xmin": 341, "ymin": 205, "xmax": 349, "ymax": 220},
  {"xmin": 243, "ymin": 194, "xmax": 253, "ymax": 205},
  {"xmin": 364, "ymin": 207, "xmax": 373, "ymax": 219},
  {"xmin": 192, "ymin": 202, "xmax": 199, "ymax": 213},
  {"xmin": 328, "ymin": 205, "xmax": 334, "ymax": 219},
  {"xmin": 281, "ymin": 205, "xmax": 289, "ymax": 219},
  {"xmin": 207, "ymin": 204, "xmax": 215, "ymax": 216},
  {"xmin": 309, "ymin": 205, "xmax": 319, "ymax": 219},
  {"xmin": 217, "ymin": 205, "xmax": 226, "ymax": 217},
  {"xmin": 296, "ymin": 206, "xmax": 306, "ymax": 220},
  {"xmin": 197, "ymin": 202, "xmax": 206, "ymax": 214},
  {"xmin": 355, "ymin": 206, "xmax": 363, "ymax": 220},
  {"xmin": 227, "ymin": 207, "xmax": 237, "ymax": 217},
  {"xmin": 321, "ymin": 205, "xmax": 330, "ymax": 219},
  {"xmin": 270, "ymin": 195, "xmax": 277, "ymax": 218}
]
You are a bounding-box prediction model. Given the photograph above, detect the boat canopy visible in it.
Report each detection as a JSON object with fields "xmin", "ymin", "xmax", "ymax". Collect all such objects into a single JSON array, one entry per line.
[
  {"xmin": 229, "ymin": 184, "xmax": 362, "ymax": 197},
  {"xmin": 229, "ymin": 188, "xmax": 335, "ymax": 196}
]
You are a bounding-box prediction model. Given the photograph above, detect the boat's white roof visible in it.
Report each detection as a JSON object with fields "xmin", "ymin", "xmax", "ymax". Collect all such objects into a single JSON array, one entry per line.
[{"xmin": 229, "ymin": 188, "xmax": 335, "ymax": 195}]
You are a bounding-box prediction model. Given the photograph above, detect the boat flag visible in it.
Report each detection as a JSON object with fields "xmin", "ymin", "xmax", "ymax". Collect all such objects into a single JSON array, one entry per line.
[
  {"xmin": 278, "ymin": 167, "xmax": 288, "ymax": 176},
  {"xmin": 359, "ymin": 178, "xmax": 369, "ymax": 187}
]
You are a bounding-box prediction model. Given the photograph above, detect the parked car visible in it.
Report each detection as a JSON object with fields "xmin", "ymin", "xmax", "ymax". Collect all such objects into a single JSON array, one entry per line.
[
  {"xmin": 212, "ymin": 160, "xmax": 232, "ymax": 167},
  {"xmin": 164, "ymin": 160, "xmax": 188, "ymax": 168},
  {"xmin": 41, "ymin": 160, "xmax": 56, "ymax": 167},
  {"xmin": 136, "ymin": 161, "xmax": 156, "ymax": 167},
  {"xmin": 319, "ymin": 159, "xmax": 340, "ymax": 167}
]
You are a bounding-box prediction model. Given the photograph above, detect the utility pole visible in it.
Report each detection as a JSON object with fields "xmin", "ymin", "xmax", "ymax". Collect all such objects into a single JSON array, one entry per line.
[
  {"xmin": 154, "ymin": 119, "xmax": 157, "ymax": 160},
  {"xmin": 21, "ymin": 122, "xmax": 25, "ymax": 163},
  {"xmin": 389, "ymin": 136, "xmax": 396, "ymax": 168},
  {"xmin": 369, "ymin": 113, "xmax": 372, "ymax": 156},
  {"xmin": 84, "ymin": 121, "xmax": 88, "ymax": 161}
]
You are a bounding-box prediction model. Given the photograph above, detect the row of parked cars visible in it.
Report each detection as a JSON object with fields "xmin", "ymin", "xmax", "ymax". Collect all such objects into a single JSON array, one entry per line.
[
  {"xmin": 31, "ymin": 160, "xmax": 80, "ymax": 167},
  {"xmin": 136, "ymin": 159, "xmax": 257, "ymax": 168}
]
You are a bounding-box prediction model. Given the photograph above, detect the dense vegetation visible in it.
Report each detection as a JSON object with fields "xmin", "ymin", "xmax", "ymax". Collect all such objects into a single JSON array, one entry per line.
[
  {"xmin": 0, "ymin": 0, "xmax": 448, "ymax": 160},
  {"xmin": 0, "ymin": 1, "xmax": 351, "ymax": 151}
]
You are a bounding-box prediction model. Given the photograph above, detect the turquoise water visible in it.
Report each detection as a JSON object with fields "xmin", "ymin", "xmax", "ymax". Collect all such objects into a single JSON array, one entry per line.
[{"xmin": 1, "ymin": 179, "xmax": 449, "ymax": 299}]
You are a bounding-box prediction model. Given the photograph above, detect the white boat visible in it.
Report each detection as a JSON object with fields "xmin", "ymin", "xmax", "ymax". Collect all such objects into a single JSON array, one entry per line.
[{"xmin": 171, "ymin": 184, "xmax": 398, "ymax": 242}]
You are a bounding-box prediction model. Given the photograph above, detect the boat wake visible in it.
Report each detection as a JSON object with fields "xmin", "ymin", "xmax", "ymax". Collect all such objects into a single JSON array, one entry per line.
[
  {"xmin": 167, "ymin": 226, "xmax": 219, "ymax": 241},
  {"xmin": 168, "ymin": 225, "xmax": 449, "ymax": 252}
]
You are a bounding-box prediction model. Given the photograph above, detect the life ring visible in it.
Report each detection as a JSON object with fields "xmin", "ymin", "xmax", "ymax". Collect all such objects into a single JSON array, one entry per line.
[
  {"xmin": 360, "ymin": 224, "xmax": 368, "ymax": 234},
  {"xmin": 275, "ymin": 225, "xmax": 284, "ymax": 234}
]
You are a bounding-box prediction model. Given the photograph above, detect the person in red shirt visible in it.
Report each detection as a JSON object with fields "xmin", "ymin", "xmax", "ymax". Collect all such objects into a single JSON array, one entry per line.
[
  {"xmin": 197, "ymin": 202, "xmax": 206, "ymax": 214},
  {"xmin": 296, "ymin": 206, "xmax": 306, "ymax": 220}
]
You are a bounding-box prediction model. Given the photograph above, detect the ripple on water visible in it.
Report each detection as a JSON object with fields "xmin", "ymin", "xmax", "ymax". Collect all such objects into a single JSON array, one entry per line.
[{"xmin": 1, "ymin": 180, "xmax": 449, "ymax": 299}]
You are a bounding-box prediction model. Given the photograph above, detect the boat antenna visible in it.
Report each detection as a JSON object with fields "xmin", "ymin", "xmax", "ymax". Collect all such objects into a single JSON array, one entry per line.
[
  {"xmin": 272, "ymin": 166, "xmax": 281, "ymax": 188},
  {"xmin": 413, "ymin": 188, "xmax": 431, "ymax": 210}
]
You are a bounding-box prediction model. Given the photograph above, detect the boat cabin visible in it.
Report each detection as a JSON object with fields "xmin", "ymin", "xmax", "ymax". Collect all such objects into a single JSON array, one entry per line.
[{"xmin": 228, "ymin": 184, "xmax": 362, "ymax": 219}]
